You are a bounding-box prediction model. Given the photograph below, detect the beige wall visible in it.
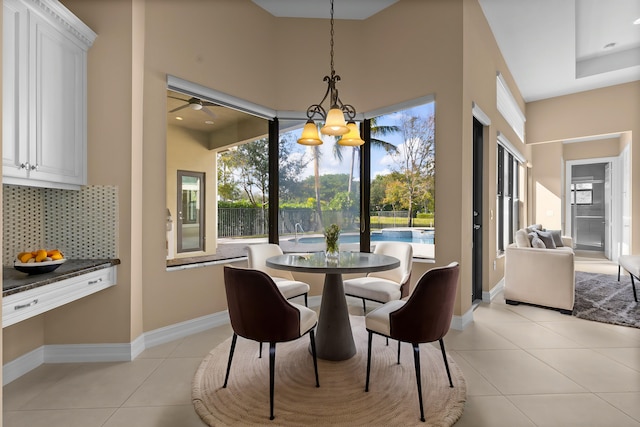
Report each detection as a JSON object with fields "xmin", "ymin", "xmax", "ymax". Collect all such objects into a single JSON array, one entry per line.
[{"xmin": 526, "ymin": 81, "xmax": 639, "ymax": 251}]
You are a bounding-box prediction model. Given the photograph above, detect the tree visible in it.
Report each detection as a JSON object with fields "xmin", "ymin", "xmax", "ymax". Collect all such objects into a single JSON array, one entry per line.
[{"xmin": 387, "ymin": 113, "xmax": 435, "ymax": 226}]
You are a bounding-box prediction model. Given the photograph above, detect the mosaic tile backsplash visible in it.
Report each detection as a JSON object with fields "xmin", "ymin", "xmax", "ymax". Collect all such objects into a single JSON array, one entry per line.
[{"xmin": 3, "ymin": 185, "xmax": 118, "ymax": 265}]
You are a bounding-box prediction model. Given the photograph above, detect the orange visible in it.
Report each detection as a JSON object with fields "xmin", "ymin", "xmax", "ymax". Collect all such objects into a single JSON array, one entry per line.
[
  {"xmin": 19, "ymin": 252, "xmax": 33, "ymax": 263},
  {"xmin": 50, "ymin": 253, "xmax": 64, "ymax": 260},
  {"xmin": 35, "ymin": 249, "xmax": 48, "ymax": 262}
]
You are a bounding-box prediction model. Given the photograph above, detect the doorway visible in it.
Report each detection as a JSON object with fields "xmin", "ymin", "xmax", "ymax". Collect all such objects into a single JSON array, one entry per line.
[
  {"xmin": 569, "ymin": 162, "xmax": 610, "ymax": 253},
  {"xmin": 472, "ymin": 117, "xmax": 484, "ymax": 302}
]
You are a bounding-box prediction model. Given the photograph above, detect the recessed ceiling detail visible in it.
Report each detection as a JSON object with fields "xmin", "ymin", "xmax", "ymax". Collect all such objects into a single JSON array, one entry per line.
[
  {"xmin": 251, "ymin": 0, "xmax": 398, "ymax": 20},
  {"xmin": 575, "ymin": 0, "xmax": 640, "ymax": 79}
]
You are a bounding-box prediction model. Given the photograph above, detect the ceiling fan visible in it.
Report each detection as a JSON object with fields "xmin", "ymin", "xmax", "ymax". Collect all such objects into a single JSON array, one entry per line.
[{"xmin": 168, "ymin": 95, "xmax": 218, "ymax": 119}]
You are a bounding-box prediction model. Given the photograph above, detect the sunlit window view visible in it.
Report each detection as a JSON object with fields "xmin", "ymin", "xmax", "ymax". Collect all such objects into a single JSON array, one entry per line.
[
  {"xmin": 277, "ymin": 122, "xmax": 362, "ymax": 252},
  {"xmin": 278, "ymin": 101, "xmax": 436, "ymax": 259},
  {"xmin": 368, "ymin": 102, "xmax": 435, "ymax": 259},
  {"xmin": 167, "ymin": 87, "xmax": 435, "ymax": 263}
]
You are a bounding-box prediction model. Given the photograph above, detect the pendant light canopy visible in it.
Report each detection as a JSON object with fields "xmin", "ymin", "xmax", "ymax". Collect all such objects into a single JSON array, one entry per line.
[{"xmin": 297, "ymin": 0, "xmax": 363, "ymax": 147}]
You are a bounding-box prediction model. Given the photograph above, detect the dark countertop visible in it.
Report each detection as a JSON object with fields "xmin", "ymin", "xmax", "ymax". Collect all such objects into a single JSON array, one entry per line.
[{"xmin": 3, "ymin": 259, "xmax": 120, "ymax": 297}]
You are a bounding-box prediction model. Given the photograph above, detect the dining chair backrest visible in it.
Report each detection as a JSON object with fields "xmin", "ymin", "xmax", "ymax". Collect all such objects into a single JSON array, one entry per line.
[
  {"xmin": 247, "ymin": 243, "xmax": 295, "ymax": 280},
  {"xmin": 368, "ymin": 242, "xmax": 413, "ymax": 285},
  {"xmin": 224, "ymin": 266, "xmax": 300, "ymax": 343},
  {"xmin": 389, "ymin": 262, "xmax": 459, "ymax": 343}
]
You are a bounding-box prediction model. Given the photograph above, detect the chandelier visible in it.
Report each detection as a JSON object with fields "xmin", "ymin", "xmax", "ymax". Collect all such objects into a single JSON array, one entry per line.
[{"xmin": 297, "ymin": 0, "xmax": 364, "ymax": 147}]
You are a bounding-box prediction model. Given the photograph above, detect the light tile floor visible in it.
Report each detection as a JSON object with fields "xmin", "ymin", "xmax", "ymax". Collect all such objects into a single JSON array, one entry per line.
[{"xmin": 3, "ymin": 252, "xmax": 640, "ymax": 426}]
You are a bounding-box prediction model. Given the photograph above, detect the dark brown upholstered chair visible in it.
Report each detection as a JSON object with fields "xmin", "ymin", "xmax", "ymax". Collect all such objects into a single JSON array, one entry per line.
[
  {"xmin": 364, "ymin": 262, "xmax": 460, "ymax": 422},
  {"xmin": 222, "ymin": 266, "xmax": 319, "ymax": 421}
]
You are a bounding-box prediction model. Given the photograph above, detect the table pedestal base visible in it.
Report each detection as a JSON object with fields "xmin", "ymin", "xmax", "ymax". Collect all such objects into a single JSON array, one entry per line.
[{"xmin": 314, "ymin": 273, "xmax": 356, "ymax": 361}]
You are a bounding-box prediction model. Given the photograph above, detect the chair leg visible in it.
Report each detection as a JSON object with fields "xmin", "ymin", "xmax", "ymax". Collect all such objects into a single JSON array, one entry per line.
[
  {"xmin": 397, "ymin": 340, "xmax": 401, "ymax": 365},
  {"xmin": 304, "ymin": 293, "xmax": 308, "ymax": 307},
  {"xmin": 362, "ymin": 298, "xmax": 367, "ymax": 314},
  {"xmin": 259, "ymin": 342, "xmax": 263, "ymax": 358},
  {"xmin": 439, "ymin": 338, "xmax": 453, "ymax": 388},
  {"xmin": 365, "ymin": 331, "xmax": 373, "ymax": 392},
  {"xmin": 618, "ymin": 265, "xmax": 621, "ymax": 281},
  {"xmin": 269, "ymin": 342, "xmax": 276, "ymax": 420},
  {"xmin": 386, "ymin": 337, "xmax": 389, "ymax": 346},
  {"xmin": 223, "ymin": 333, "xmax": 238, "ymax": 388},
  {"xmin": 309, "ymin": 330, "xmax": 319, "ymax": 387},
  {"xmin": 630, "ymin": 274, "xmax": 638, "ymax": 302},
  {"xmin": 412, "ymin": 343, "xmax": 425, "ymax": 422}
]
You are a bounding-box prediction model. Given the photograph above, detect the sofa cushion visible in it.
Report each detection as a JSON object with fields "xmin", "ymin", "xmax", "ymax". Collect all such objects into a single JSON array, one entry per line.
[
  {"xmin": 547, "ymin": 229, "xmax": 564, "ymax": 247},
  {"xmin": 531, "ymin": 235, "xmax": 546, "ymax": 248},
  {"xmin": 536, "ymin": 230, "xmax": 557, "ymax": 249},
  {"xmin": 515, "ymin": 229, "xmax": 531, "ymax": 248}
]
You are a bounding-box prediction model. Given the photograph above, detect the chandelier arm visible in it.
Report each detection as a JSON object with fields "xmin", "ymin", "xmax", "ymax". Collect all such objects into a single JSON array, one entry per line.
[{"xmin": 305, "ymin": 104, "xmax": 327, "ymax": 121}]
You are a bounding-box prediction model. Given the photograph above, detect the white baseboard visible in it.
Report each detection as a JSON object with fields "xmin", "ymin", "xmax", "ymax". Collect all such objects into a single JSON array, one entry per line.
[
  {"xmin": 3, "ymin": 346, "xmax": 44, "ymax": 386},
  {"xmin": 450, "ymin": 306, "xmax": 474, "ymax": 331},
  {"xmin": 143, "ymin": 311, "xmax": 230, "ymax": 349},
  {"xmin": 483, "ymin": 278, "xmax": 504, "ymax": 302}
]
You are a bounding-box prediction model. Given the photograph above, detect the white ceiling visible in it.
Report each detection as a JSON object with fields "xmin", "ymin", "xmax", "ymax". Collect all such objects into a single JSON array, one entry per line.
[{"xmin": 253, "ymin": 0, "xmax": 640, "ymax": 102}]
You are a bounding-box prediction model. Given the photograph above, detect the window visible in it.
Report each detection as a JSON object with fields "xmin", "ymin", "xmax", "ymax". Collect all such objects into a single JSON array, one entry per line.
[
  {"xmin": 571, "ymin": 183, "xmax": 593, "ymax": 205},
  {"xmin": 177, "ymin": 170, "xmax": 205, "ymax": 253},
  {"xmin": 276, "ymin": 121, "xmax": 361, "ymax": 251},
  {"xmin": 368, "ymin": 100, "xmax": 435, "ymax": 259},
  {"xmin": 497, "ymin": 136, "xmax": 522, "ymax": 253}
]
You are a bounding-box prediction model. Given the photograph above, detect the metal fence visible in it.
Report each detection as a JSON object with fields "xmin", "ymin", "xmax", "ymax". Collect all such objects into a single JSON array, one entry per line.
[{"xmin": 218, "ymin": 208, "xmax": 412, "ymax": 237}]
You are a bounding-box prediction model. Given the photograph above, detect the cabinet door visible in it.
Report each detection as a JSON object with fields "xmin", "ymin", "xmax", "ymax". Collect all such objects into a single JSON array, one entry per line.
[
  {"xmin": 28, "ymin": 11, "xmax": 86, "ymax": 186},
  {"xmin": 2, "ymin": 0, "xmax": 29, "ymax": 179}
]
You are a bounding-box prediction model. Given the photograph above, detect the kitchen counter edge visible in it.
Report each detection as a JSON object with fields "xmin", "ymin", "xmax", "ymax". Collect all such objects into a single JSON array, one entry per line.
[{"xmin": 3, "ymin": 259, "xmax": 121, "ymax": 297}]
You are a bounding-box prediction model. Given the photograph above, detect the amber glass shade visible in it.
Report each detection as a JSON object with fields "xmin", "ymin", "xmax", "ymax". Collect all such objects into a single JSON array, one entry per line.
[
  {"xmin": 297, "ymin": 120, "xmax": 323, "ymax": 146},
  {"xmin": 338, "ymin": 121, "xmax": 364, "ymax": 146},
  {"xmin": 320, "ymin": 108, "xmax": 349, "ymax": 136}
]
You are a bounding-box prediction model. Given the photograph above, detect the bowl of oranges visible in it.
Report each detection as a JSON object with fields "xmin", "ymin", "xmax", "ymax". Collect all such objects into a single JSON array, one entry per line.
[{"xmin": 14, "ymin": 249, "xmax": 65, "ymax": 275}]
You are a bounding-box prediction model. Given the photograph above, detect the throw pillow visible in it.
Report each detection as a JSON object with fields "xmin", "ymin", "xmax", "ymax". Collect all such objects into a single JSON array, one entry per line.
[
  {"xmin": 536, "ymin": 230, "xmax": 556, "ymax": 249},
  {"xmin": 526, "ymin": 224, "xmax": 543, "ymax": 233},
  {"xmin": 547, "ymin": 229, "xmax": 564, "ymax": 247},
  {"xmin": 515, "ymin": 229, "xmax": 531, "ymax": 247},
  {"xmin": 530, "ymin": 235, "xmax": 546, "ymax": 249}
]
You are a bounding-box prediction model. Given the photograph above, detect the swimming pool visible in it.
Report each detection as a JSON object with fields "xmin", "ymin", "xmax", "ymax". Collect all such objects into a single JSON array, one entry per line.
[{"xmin": 294, "ymin": 229, "xmax": 434, "ymax": 245}]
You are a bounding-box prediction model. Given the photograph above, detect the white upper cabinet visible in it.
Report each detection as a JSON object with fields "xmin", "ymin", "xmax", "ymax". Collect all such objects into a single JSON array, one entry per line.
[{"xmin": 3, "ymin": 0, "xmax": 96, "ymax": 190}]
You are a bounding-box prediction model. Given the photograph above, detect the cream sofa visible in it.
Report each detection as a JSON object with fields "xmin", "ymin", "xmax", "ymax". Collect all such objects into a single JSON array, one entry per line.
[{"xmin": 504, "ymin": 226, "xmax": 575, "ymax": 314}]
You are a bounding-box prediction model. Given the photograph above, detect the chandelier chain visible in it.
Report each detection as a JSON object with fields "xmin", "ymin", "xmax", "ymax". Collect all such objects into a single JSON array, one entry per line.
[{"xmin": 330, "ymin": 0, "xmax": 334, "ymax": 76}]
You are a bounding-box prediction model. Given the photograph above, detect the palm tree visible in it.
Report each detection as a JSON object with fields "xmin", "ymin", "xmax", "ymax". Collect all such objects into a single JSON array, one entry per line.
[{"xmin": 344, "ymin": 117, "xmax": 400, "ymax": 196}]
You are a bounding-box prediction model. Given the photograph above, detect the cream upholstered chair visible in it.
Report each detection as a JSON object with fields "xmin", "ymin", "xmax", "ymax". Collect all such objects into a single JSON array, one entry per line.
[
  {"xmin": 364, "ymin": 262, "xmax": 460, "ymax": 422},
  {"xmin": 247, "ymin": 243, "xmax": 310, "ymax": 306},
  {"xmin": 222, "ymin": 266, "xmax": 319, "ymax": 420},
  {"xmin": 343, "ymin": 242, "xmax": 413, "ymax": 314}
]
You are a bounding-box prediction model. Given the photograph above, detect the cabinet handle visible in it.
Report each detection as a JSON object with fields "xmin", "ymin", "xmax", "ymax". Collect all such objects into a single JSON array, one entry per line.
[
  {"xmin": 88, "ymin": 278, "xmax": 103, "ymax": 285},
  {"xmin": 19, "ymin": 162, "xmax": 30, "ymax": 170},
  {"xmin": 14, "ymin": 299, "xmax": 38, "ymax": 310},
  {"xmin": 30, "ymin": 163, "xmax": 39, "ymax": 171}
]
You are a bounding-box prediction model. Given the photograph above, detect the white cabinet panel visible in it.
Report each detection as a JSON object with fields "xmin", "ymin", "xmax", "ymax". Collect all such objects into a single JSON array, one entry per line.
[{"xmin": 2, "ymin": 0, "xmax": 95, "ymax": 190}]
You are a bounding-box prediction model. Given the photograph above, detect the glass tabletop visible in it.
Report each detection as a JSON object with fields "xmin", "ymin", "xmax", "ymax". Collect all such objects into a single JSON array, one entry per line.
[{"xmin": 266, "ymin": 251, "xmax": 400, "ymax": 275}]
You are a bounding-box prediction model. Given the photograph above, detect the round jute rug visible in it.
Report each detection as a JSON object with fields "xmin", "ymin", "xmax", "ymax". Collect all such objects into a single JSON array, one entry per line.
[{"xmin": 192, "ymin": 316, "xmax": 466, "ymax": 426}]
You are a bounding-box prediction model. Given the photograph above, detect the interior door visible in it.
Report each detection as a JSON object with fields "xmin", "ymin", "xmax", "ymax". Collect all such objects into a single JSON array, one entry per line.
[{"xmin": 472, "ymin": 118, "xmax": 483, "ymax": 302}]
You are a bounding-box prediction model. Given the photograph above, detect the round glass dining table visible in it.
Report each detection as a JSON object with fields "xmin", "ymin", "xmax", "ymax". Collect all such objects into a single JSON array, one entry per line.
[{"xmin": 266, "ymin": 251, "xmax": 400, "ymax": 361}]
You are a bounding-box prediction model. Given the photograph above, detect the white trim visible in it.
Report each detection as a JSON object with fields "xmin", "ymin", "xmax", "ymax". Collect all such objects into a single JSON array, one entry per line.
[
  {"xmin": 497, "ymin": 131, "xmax": 525, "ymax": 163},
  {"xmin": 472, "ymin": 101, "xmax": 491, "ymax": 126},
  {"xmin": 496, "ymin": 72, "xmax": 525, "ymax": 142},
  {"xmin": 144, "ymin": 311, "xmax": 230, "ymax": 348},
  {"xmin": 167, "ymin": 75, "xmax": 276, "ymax": 120},
  {"xmin": 450, "ymin": 306, "xmax": 474, "ymax": 331},
  {"xmin": 45, "ymin": 343, "xmax": 134, "ymax": 363},
  {"xmin": 3, "ymin": 346, "xmax": 44, "ymax": 386},
  {"xmin": 363, "ymin": 94, "xmax": 435, "ymax": 119},
  {"xmin": 483, "ymin": 278, "xmax": 504, "ymax": 302}
]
